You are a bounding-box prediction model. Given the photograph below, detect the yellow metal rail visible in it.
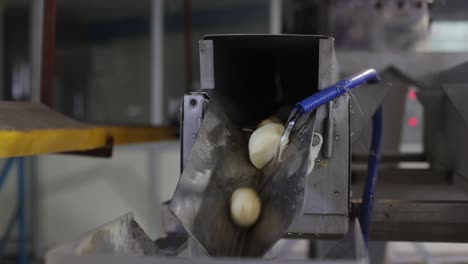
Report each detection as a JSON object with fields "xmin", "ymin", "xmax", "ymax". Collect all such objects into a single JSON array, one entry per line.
[
  {"xmin": 0, "ymin": 102, "xmax": 177, "ymax": 158},
  {"xmin": 0, "ymin": 126, "xmax": 177, "ymax": 158}
]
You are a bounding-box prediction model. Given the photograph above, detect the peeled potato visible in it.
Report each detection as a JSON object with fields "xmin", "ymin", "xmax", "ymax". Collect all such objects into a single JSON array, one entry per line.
[
  {"xmin": 230, "ymin": 187, "xmax": 261, "ymax": 227},
  {"xmin": 258, "ymin": 116, "xmax": 281, "ymax": 128},
  {"xmin": 248, "ymin": 123, "xmax": 285, "ymax": 169}
]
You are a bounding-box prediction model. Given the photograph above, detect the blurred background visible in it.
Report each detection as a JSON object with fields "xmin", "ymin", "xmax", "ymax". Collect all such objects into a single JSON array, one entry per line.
[{"xmin": 1, "ymin": 0, "xmax": 468, "ymax": 263}]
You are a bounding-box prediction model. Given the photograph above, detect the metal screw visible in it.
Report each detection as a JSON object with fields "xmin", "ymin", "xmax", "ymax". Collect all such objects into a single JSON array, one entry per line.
[{"xmin": 189, "ymin": 99, "xmax": 197, "ymax": 106}]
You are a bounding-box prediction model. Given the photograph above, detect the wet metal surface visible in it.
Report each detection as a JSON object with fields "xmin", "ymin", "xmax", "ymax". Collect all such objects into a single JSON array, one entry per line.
[{"xmin": 170, "ymin": 99, "xmax": 317, "ymax": 256}]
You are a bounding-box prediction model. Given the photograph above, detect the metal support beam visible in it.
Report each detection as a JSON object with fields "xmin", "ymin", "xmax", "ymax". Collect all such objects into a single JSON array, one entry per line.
[
  {"xmin": 0, "ymin": 3, "xmax": 5, "ymax": 100},
  {"xmin": 352, "ymin": 200, "xmax": 468, "ymax": 242},
  {"xmin": 149, "ymin": 0, "xmax": 165, "ymax": 241},
  {"xmin": 150, "ymin": 0, "xmax": 164, "ymax": 125},
  {"xmin": 30, "ymin": 0, "xmax": 44, "ymax": 102},
  {"xmin": 30, "ymin": 1, "xmax": 46, "ymax": 260},
  {"xmin": 17, "ymin": 158, "xmax": 26, "ymax": 264},
  {"xmin": 40, "ymin": 0, "xmax": 56, "ymax": 106},
  {"xmin": 269, "ymin": 0, "xmax": 282, "ymax": 34}
]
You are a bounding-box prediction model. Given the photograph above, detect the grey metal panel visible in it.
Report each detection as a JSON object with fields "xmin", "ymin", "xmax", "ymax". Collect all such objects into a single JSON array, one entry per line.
[
  {"xmin": 171, "ymin": 101, "xmax": 259, "ymax": 256},
  {"xmin": 199, "ymin": 40, "xmax": 214, "ymax": 89},
  {"xmin": 421, "ymin": 63, "xmax": 468, "ymax": 185},
  {"xmin": 172, "ymin": 98, "xmax": 322, "ymax": 256},
  {"xmin": 318, "ymin": 38, "xmax": 338, "ymax": 90},
  {"xmin": 288, "ymin": 96, "xmax": 349, "ymax": 236},
  {"xmin": 443, "ymin": 95, "xmax": 468, "ymax": 183},
  {"xmin": 351, "ymin": 200, "xmax": 468, "ymax": 242},
  {"xmin": 305, "ymin": 96, "xmax": 349, "ymax": 215},
  {"xmin": 420, "ymin": 81, "xmax": 468, "ymax": 187},
  {"xmin": 351, "ymin": 184, "xmax": 468, "ymax": 201},
  {"xmin": 371, "ymin": 201, "xmax": 468, "ymax": 222},
  {"xmin": 289, "ymin": 214, "xmax": 348, "ymax": 237},
  {"xmin": 417, "ymin": 64, "xmax": 468, "ymax": 171},
  {"xmin": 352, "ymin": 169, "xmax": 449, "ymax": 185},
  {"xmin": 444, "ymin": 84, "xmax": 468, "ymax": 126},
  {"xmin": 418, "ymin": 92, "xmax": 444, "ymax": 168},
  {"xmin": 181, "ymin": 94, "xmax": 209, "ymax": 169}
]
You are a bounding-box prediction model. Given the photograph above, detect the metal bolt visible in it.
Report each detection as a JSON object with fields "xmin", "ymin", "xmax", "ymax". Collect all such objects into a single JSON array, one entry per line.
[{"xmin": 189, "ymin": 99, "xmax": 197, "ymax": 106}]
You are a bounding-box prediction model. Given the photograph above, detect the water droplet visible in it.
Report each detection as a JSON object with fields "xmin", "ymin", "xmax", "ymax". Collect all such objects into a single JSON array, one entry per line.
[
  {"xmin": 298, "ymin": 233, "xmax": 302, "ymax": 236},
  {"xmin": 335, "ymin": 135, "xmax": 340, "ymax": 141},
  {"xmin": 287, "ymin": 232, "xmax": 292, "ymax": 236},
  {"xmin": 192, "ymin": 133, "xmax": 197, "ymax": 138}
]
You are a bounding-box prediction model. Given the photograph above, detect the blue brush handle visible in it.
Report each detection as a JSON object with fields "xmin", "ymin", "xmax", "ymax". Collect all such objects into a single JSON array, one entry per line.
[{"xmin": 295, "ymin": 69, "xmax": 380, "ymax": 114}]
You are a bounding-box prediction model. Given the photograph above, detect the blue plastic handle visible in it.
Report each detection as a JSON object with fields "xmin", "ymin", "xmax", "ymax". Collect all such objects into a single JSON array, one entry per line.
[{"xmin": 295, "ymin": 69, "xmax": 380, "ymax": 114}]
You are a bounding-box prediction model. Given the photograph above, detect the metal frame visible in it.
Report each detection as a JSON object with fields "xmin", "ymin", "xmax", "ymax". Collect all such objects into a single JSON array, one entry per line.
[
  {"xmin": 352, "ymin": 199, "xmax": 468, "ymax": 242},
  {"xmin": 0, "ymin": 158, "xmax": 27, "ymax": 264}
]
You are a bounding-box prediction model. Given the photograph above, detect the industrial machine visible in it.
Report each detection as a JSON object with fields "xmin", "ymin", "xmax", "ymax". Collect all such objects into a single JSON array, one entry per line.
[
  {"xmin": 46, "ymin": 31, "xmax": 468, "ymax": 263},
  {"xmin": 176, "ymin": 34, "xmax": 385, "ymax": 249},
  {"xmin": 47, "ymin": 34, "xmax": 386, "ymax": 263}
]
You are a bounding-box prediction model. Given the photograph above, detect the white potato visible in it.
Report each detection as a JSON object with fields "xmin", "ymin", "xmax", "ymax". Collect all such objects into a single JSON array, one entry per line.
[
  {"xmin": 248, "ymin": 123, "xmax": 285, "ymax": 169},
  {"xmin": 230, "ymin": 187, "xmax": 261, "ymax": 227},
  {"xmin": 258, "ymin": 116, "xmax": 281, "ymax": 128}
]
